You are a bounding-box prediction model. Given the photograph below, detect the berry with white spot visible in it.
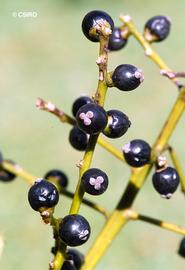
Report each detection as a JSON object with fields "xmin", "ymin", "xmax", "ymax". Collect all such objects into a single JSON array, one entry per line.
[
  {"xmin": 76, "ymin": 103, "xmax": 107, "ymax": 135},
  {"xmin": 122, "ymin": 139, "xmax": 151, "ymax": 167},
  {"xmin": 59, "ymin": 214, "xmax": 91, "ymax": 247},
  {"xmin": 144, "ymin": 15, "xmax": 171, "ymax": 42},
  {"xmin": 82, "ymin": 10, "xmax": 114, "ymax": 42},
  {"xmin": 28, "ymin": 179, "xmax": 59, "ymax": 211},
  {"xmin": 152, "ymin": 166, "xmax": 179, "ymax": 199},
  {"xmin": 103, "ymin": 109, "xmax": 131, "ymax": 138},
  {"xmin": 82, "ymin": 168, "xmax": 108, "ymax": 195},
  {"xmin": 112, "ymin": 64, "xmax": 144, "ymax": 91}
]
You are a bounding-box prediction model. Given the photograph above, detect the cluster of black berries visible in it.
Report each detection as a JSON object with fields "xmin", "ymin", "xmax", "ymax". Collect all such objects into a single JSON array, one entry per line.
[{"xmin": 1, "ymin": 9, "xmax": 182, "ymax": 270}]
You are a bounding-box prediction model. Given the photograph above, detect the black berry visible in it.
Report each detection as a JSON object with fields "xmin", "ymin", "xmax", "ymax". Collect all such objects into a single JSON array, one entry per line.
[
  {"xmin": 82, "ymin": 168, "xmax": 108, "ymax": 195},
  {"xmin": 108, "ymin": 27, "xmax": 127, "ymax": 51},
  {"xmin": 122, "ymin": 139, "xmax": 151, "ymax": 167},
  {"xmin": 28, "ymin": 179, "xmax": 59, "ymax": 211},
  {"xmin": 82, "ymin": 10, "xmax": 114, "ymax": 42},
  {"xmin": 69, "ymin": 126, "xmax": 89, "ymax": 151},
  {"xmin": 0, "ymin": 160, "xmax": 16, "ymax": 182},
  {"xmin": 178, "ymin": 237, "xmax": 185, "ymax": 258},
  {"xmin": 76, "ymin": 103, "xmax": 107, "ymax": 135},
  {"xmin": 72, "ymin": 96, "xmax": 92, "ymax": 117},
  {"xmin": 61, "ymin": 261, "xmax": 77, "ymax": 270},
  {"xmin": 44, "ymin": 169, "xmax": 68, "ymax": 189},
  {"xmin": 59, "ymin": 214, "xmax": 91, "ymax": 247},
  {"xmin": 144, "ymin": 15, "xmax": 171, "ymax": 42},
  {"xmin": 66, "ymin": 249, "xmax": 84, "ymax": 270},
  {"xmin": 152, "ymin": 166, "xmax": 179, "ymax": 199},
  {"xmin": 0, "ymin": 168, "xmax": 16, "ymax": 182},
  {"xmin": 112, "ymin": 64, "xmax": 144, "ymax": 91},
  {"xmin": 103, "ymin": 109, "xmax": 131, "ymax": 138}
]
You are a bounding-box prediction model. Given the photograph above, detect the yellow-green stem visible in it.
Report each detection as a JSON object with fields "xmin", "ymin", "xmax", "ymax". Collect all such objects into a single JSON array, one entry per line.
[
  {"xmin": 119, "ymin": 15, "xmax": 182, "ymax": 88},
  {"xmin": 82, "ymin": 86, "xmax": 185, "ymax": 270},
  {"xmin": 167, "ymin": 146, "xmax": 185, "ymax": 193}
]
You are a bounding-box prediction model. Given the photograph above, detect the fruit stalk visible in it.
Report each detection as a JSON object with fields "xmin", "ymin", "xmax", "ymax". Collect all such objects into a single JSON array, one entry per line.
[
  {"xmin": 81, "ymin": 86, "xmax": 185, "ymax": 270},
  {"xmin": 119, "ymin": 14, "xmax": 182, "ymax": 88}
]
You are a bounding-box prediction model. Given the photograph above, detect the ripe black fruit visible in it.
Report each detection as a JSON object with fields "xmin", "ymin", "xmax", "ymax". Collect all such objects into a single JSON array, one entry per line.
[
  {"xmin": 122, "ymin": 139, "xmax": 151, "ymax": 167},
  {"xmin": 59, "ymin": 214, "xmax": 91, "ymax": 247},
  {"xmin": 103, "ymin": 109, "xmax": 131, "ymax": 138},
  {"xmin": 178, "ymin": 237, "xmax": 185, "ymax": 258},
  {"xmin": 76, "ymin": 103, "xmax": 107, "ymax": 135},
  {"xmin": 28, "ymin": 179, "xmax": 59, "ymax": 211},
  {"xmin": 82, "ymin": 10, "xmax": 114, "ymax": 42},
  {"xmin": 69, "ymin": 126, "xmax": 89, "ymax": 151},
  {"xmin": 144, "ymin": 15, "xmax": 171, "ymax": 42},
  {"xmin": 112, "ymin": 64, "xmax": 144, "ymax": 91},
  {"xmin": 152, "ymin": 166, "xmax": 179, "ymax": 199},
  {"xmin": 108, "ymin": 27, "xmax": 127, "ymax": 51},
  {"xmin": 0, "ymin": 167, "xmax": 16, "ymax": 182},
  {"xmin": 44, "ymin": 169, "xmax": 68, "ymax": 189},
  {"xmin": 61, "ymin": 261, "xmax": 77, "ymax": 270},
  {"xmin": 72, "ymin": 96, "xmax": 92, "ymax": 117},
  {"xmin": 66, "ymin": 249, "xmax": 84, "ymax": 270},
  {"xmin": 82, "ymin": 168, "xmax": 108, "ymax": 195}
]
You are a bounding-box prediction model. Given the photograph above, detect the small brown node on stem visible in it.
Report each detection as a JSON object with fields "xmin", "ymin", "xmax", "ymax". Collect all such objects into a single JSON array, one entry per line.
[
  {"xmin": 156, "ymin": 155, "xmax": 167, "ymax": 171},
  {"xmin": 120, "ymin": 14, "xmax": 132, "ymax": 23},
  {"xmin": 76, "ymin": 160, "xmax": 84, "ymax": 168},
  {"xmin": 160, "ymin": 69, "xmax": 175, "ymax": 79},
  {"xmin": 145, "ymin": 47, "xmax": 152, "ymax": 56},
  {"xmin": 36, "ymin": 98, "xmax": 45, "ymax": 110},
  {"xmin": 49, "ymin": 260, "xmax": 54, "ymax": 269}
]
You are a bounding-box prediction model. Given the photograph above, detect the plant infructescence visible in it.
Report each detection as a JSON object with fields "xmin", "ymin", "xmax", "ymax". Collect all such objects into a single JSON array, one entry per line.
[{"xmin": 1, "ymin": 10, "xmax": 185, "ymax": 270}]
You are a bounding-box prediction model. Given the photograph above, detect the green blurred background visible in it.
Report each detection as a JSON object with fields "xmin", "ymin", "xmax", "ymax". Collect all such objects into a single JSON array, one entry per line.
[{"xmin": 0, "ymin": 0, "xmax": 185, "ymax": 269}]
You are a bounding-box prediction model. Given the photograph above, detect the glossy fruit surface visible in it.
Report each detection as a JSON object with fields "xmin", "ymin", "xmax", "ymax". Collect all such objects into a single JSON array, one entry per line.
[
  {"xmin": 103, "ymin": 109, "xmax": 131, "ymax": 138},
  {"xmin": 72, "ymin": 96, "xmax": 92, "ymax": 117},
  {"xmin": 122, "ymin": 139, "xmax": 151, "ymax": 167},
  {"xmin": 0, "ymin": 167, "xmax": 16, "ymax": 182},
  {"xmin": 69, "ymin": 126, "xmax": 89, "ymax": 151},
  {"xmin": 66, "ymin": 249, "xmax": 84, "ymax": 269},
  {"xmin": 28, "ymin": 179, "xmax": 59, "ymax": 211},
  {"xmin": 82, "ymin": 168, "xmax": 108, "ymax": 195},
  {"xmin": 44, "ymin": 169, "xmax": 68, "ymax": 189},
  {"xmin": 82, "ymin": 10, "xmax": 114, "ymax": 42},
  {"xmin": 59, "ymin": 214, "xmax": 91, "ymax": 247},
  {"xmin": 152, "ymin": 166, "xmax": 179, "ymax": 199},
  {"xmin": 144, "ymin": 15, "xmax": 171, "ymax": 42},
  {"xmin": 108, "ymin": 27, "xmax": 127, "ymax": 51},
  {"xmin": 76, "ymin": 103, "xmax": 107, "ymax": 135},
  {"xmin": 178, "ymin": 237, "xmax": 185, "ymax": 258},
  {"xmin": 112, "ymin": 64, "xmax": 144, "ymax": 91}
]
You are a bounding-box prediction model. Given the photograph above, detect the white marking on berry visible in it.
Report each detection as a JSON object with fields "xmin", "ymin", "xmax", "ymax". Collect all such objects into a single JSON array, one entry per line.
[
  {"xmin": 122, "ymin": 143, "xmax": 131, "ymax": 153},
  {"xmin": 89, "ymin": 176, "xmax": 104, "ymax": 190},
  {"xmin": 161, "ymin": 193, "xmax": 172, "ymax": 199},
  {"xmin": 158, "ymin": 156, "xmax": 167, "ymax": 167},
  {"xmin": 134, "ymin": 147, "xmax": 140, "ymax": 154},
  {"xmin": 79, "ymin": 111, "xmax": 94, "ymax": 126},
  {"xmin": 134, "ymin": 69, "xmax": 144, "ymax": 82},
  {"xmin": 35, "ymin": 178, "xmax": 43, "ymax": 184},
  {"xmin": 78, "ymin": 230, "xmax": 89, "ymax": 240}
]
